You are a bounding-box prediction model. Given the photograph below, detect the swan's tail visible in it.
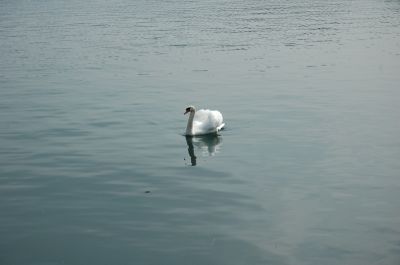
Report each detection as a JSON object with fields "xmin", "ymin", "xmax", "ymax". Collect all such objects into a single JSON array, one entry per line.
[{"xmin": 216, "ymin": 123, "xmax": 225, "ymax": 132}]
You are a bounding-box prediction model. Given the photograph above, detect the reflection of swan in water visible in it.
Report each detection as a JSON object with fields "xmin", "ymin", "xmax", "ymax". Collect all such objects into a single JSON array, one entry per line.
[{"xmin": 185, "ymin": 135, "xmax": 223, "ymax": 166}]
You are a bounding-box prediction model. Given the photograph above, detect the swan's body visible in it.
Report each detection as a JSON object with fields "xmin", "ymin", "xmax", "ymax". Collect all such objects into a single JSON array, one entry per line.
[{"xmin": 184, "ymin": 106, "xmax": 225, "ymax": 136}]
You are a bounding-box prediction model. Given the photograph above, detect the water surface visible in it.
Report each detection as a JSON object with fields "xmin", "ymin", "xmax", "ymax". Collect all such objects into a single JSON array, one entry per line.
[{"xmin": 1, "ymin": 0, "xmax": 400, "ymax": 264}]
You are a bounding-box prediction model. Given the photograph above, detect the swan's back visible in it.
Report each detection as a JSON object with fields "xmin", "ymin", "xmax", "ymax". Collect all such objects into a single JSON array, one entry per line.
[{"xmin": 193, "ymin": 109, "xmax": 224, "ymax": 135}]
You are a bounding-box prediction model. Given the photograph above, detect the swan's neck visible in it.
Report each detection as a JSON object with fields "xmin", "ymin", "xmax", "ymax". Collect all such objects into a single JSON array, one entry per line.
[{"xmin": 186, "ymin": 111, "xmax": 195, "ymax": 136}]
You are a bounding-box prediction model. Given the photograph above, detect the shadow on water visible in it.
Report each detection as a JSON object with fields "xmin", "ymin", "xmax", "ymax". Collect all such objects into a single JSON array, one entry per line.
[{"xmin": 185, "ymin": 135, "xmax": 223, "ymax": 166}]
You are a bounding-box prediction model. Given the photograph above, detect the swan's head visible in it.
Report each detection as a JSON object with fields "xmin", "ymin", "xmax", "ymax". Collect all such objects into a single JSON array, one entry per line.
[{"xmin": 184, "ymin": 106, "xmax": 196, "ymax": 115}]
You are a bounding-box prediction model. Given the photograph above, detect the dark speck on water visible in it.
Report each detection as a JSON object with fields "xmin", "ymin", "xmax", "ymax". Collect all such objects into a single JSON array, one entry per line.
[{"xmin": 1, "ymin": 0, "xmax": 400, "ymax": 264}]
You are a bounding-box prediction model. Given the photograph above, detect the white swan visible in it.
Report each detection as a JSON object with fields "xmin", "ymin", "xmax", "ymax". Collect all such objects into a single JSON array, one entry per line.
[{"xmin": 184, "ymin": 106, "xmax": 225, "ymax": 136}]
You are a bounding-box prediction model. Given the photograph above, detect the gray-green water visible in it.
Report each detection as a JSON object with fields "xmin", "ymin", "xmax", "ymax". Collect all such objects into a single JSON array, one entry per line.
[{"xmin": 1, "ymin": 0, "xmax": 400, "ymax": 264}]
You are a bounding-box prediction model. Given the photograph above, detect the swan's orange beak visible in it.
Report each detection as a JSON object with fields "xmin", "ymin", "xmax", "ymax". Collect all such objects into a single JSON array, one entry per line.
[{"xmin": 184, "ymin": 110, "xmax": 189, "ymax": 115}]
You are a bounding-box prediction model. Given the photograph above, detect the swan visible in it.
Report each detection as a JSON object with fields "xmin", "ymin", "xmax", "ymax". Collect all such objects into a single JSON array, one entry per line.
[{"xmin": 184, "ymin": 106, "xmax": 225, "ymax": 136}]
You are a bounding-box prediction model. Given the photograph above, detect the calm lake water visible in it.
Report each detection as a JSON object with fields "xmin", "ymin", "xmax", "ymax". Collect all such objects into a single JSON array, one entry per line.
[{"xmin": 1, "ymin": 0, "xmax": 400, "ymax": 264}]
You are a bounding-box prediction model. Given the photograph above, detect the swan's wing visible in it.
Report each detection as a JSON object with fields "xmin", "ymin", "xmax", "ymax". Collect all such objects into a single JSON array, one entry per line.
[
  {"xmin": 193, "ymin": 109, "xmax": 211, "ymax": 123},
  {"xmin": 209, "ymin": 110, "xmax": 224, "ymax": 131},
  {"xmin": 193, "ymin": 109, "xmax": 224, "ymax": 134}
]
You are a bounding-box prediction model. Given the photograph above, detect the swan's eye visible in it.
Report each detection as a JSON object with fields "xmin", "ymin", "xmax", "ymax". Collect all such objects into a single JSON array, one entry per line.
[{"xmin": 186, "ymin": 107, "xmax": 190, "ymax": 112}]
